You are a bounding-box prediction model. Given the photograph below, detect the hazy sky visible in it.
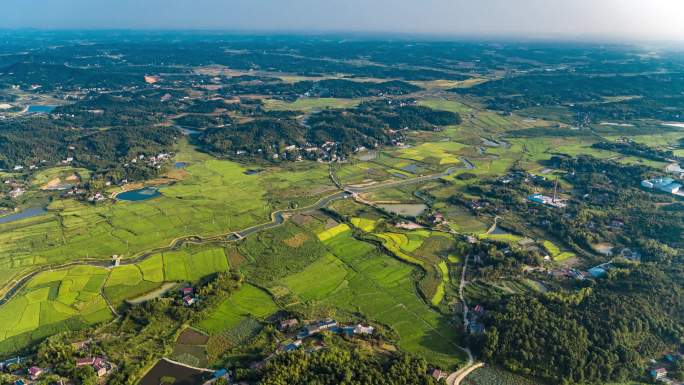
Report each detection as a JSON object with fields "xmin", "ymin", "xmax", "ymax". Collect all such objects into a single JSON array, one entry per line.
[{"xmin": 4, "ymin": 0, "xmax": 684, "ymax": 41}]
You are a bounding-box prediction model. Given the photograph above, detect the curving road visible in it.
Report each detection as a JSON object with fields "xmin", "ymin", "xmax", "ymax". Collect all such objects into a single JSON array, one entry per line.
[
  {"xmin": 446, "ymin": 362, "xmax": 484, "ymax": 385},
  {"xmin": 0, "ymin": 161, "xmax": 471, "ymax": 307},
  {"xmin": 0, "ymin": 158, "xmax": 481, "ymax": 379}
]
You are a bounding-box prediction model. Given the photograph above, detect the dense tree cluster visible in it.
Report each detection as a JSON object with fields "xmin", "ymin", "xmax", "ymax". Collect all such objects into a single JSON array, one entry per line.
[
  {"xmin": 174, "ymin": 113, "xmax": 233, "ymax": 129},
  {"xmin": 0, "ymin": 62, "xmax": 144, "ymax": 91},
  {"xmin": 466, "ymin": 156, "xmax": 682, "ymax": 263},
  {"xmin": 198, "ymin": 101, "xmax": 460, "ymax": 161},
  {"xmin": 479, "ymin": 263, "xmax": 684, "ymax": 384},
  {"xmin": 453, "ymin": 72, "xmax": 684, "ymax": 116},
  {"xmin": 224, "ymin": 79, "xmax": 421, "ymax": 101},
  {"xmin": 573, "ymin": 96, "xmax": 684, "ymax": 123},
  {"xmin": 592, "ymin": 140, "xmax": 679, "ymax": 163},
  {"xmin": 258, "ymin": 348, "xmax": 438, "ymax": 385},
  {"xmin": 468, "ymin": 241, "xmax": 543, "ymax": 281},
  {"xmin": 0, "ymin": 117, "xmax": 179, "ymax": 182},
  {"xmin": 54, "ymin": 90, "xmax": 187, "ymax": 128}
]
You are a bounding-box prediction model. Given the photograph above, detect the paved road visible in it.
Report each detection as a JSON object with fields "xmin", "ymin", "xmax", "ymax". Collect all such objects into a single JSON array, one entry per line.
[
  {"xmin": 345, "ymin": 166, "xmax": 460, "ymax": 194},
  {"xmin": 446, "ymin": 362, "xmax": 484, "ymax": 385},
  {"xmin": 459, "ymin": 253, "xmax": 471, "ymax": 330},
  {"xmin": 0, "ymin": 159, "xmax": 481, "ymax": 378}
]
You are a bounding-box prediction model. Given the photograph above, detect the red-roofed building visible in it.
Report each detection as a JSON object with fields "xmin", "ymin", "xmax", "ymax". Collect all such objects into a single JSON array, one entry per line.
[
  {"xmin": 183, "ymin": 295, "xmax": 196, "ymax": 306},
  {"xmin": 431, "ymin": 369, "xmax": 446, "ymax": 381},
  {"xmin": 76, "ymin": 357, "xmax": 95, "ymax": 367},
  {"xmin": 28, "ymin": 366, "xmax": 43, "ymax": 380},
  {"xmin": 181, "ymin": 287, "xmax": 194, "ymax": 296}
]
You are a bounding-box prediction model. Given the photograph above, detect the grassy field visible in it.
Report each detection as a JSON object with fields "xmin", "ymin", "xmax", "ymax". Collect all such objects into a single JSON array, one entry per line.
[
  {"xmin": 197, "ymin": 284, "xmax": 279, "ymax": 334},
  {"xmin": 0, "ymin": 265, "xmax": 112, "ymax": 353},
  {"xmin": 391, "ymin": 142, "xmax": 465, "ymax": 166},
  {"xmin": 316, "ymin": 232, "xmax": 466, "ymax": 369},
  {"xmin": 542, "ymin": 240, "xmax": 561, "ymax": 257},
  {"xmin": 418, "ymin": 98, "xmax": 474, "ymax": 115},
  {"xmin": 0, "ymin": 142, "xmax": 333, "ymax": 291},
  {"xmin": 103, "ymin": 245, "xmax": 229, "ymax": 304},
  {"xmin": 278, "ymin": 253, "xmax": 349, "ymax": 302},
  {"xmin": 30, "ymin": 166, "xmax": 91, "ymax": 189},
  {"xmin": 267, "ymin": 225, "xmax": 465, "ymax": 369},
  {"xmin": 478, "ymin": 233, "xmax": 524, "ymax": 243},
  {"xmin": 317, "ymin": 223, "xmax": 351, "ymax": 241},
  {"xmin": 350, "ymin": 217, "xmax": 378, "ymax": 232},
  {"xmin": 263, "ymin": 97, "xmax": 361, "ymax": 112}
]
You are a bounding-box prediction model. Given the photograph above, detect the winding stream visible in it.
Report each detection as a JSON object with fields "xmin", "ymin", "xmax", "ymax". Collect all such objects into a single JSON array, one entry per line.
[{"xmin": 0, "ymin": 162, "xmax": 469, "ymax": 306}]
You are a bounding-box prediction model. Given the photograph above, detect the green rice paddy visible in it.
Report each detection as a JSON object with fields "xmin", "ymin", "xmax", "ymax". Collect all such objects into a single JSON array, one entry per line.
[
  {"xmin": 317, "ymin": 223, "xmax": 351, "ymax": 241},
  {"xmin": 103, "ymin": 245, "xmax": 229, "ymax": 304},
  {"xmin": 263, "ymin": 97, "xmax": 361, "ymax": 112},
  {"xmin": 0, "ymin": 144, "xmax": 332, "ymax": 291},
  {"xmin": 309, "ymin": 231, "xmax": 466, "ymax": 369},
  {"xmin": 197, "ymin": 284, "xmax": 279, "ymax": 334},
  {"xmin": 0, "ymin": 265, "xmax": 112, "ymax": 353},
  {"xmin": 350, "ymin": 217, "xmax": 378, "ymax": 232},
  {"xmin": 2, "ymin": 91, "xmax": 677, "ymax": 368}
]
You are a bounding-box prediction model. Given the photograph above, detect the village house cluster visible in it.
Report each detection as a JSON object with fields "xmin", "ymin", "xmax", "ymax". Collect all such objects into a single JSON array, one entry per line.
[
  {"xmin": 642, "ymin": 177, "xmax": 684, "ymax": 196},
  {"xmin": 124, "ymin": 152, "xmax": 173, "ymax": 170},
  {"xmin": 275, "ymin": 318, "xmax": 375, "ymax": 354},
  {"xmin": 648, "ymin": 352, "xmax": 683, "ymax": 384},
  {"xmin": 180, "ymin": 286, "xmax": 198, "ymax": 306},
  {"xmin": 0, "ymin": 353, "xmax": 113, "ymax": 385}
]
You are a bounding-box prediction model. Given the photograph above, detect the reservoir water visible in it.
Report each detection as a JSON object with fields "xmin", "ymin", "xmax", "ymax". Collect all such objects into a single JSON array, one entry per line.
[
  {"xmin": 377, "ymin": 203, "xmax": 428, "ymax": 217},
  {"xmin": 27, "ymin": 105, "xmax": 56, "ymax": 113},
  {"xmin": 0, "ymin": 207, "xmax": 47, "ymax": 224},
  {"xmin": 117, "ymin": 187, "xmax": 161, "ymax": 201}
]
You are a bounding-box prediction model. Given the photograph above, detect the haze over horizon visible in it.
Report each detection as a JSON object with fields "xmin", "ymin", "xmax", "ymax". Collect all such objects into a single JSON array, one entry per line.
[{"xmin": 4, "ymin": 0, "xmax": 684, "ymax": 43}]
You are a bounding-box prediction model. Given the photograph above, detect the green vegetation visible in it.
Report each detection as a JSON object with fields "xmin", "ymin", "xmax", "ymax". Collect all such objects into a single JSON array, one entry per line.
[
  {"xmin": 103, "ymin": 245, "xmax": 229, "ymax": 304},
  {"xmin": 392, "ymin": 142, "xmax": 464, "ymax": 165},
  {"xmin": 0, "ymin": 266, "xmax": 112, "ymax": 353},
  {"xmin": 480, "ymin": 264, "xmax": 684, "ymax": 384},
  {"xmin": 198, "ymin": 284, "xmax": 278, "ymax": 334},
  {"xmin": 258, "ymin": 348, "xmax": 439, "ymax": 385},
  {"xmin": 350, "ymin": 217, "xmax": 377, "ymax": 232},
  {"xmin": 278, "ymin": 253, "xmax": 348, "ymax": 302},
  {"xmin": 287, "ymin": 231, "xmax": 466, "ymax": 369},
  {"xmin": 317, "ymin": 223, "xmax": 351, "ymax": 241},
  {"xmin": 199, "ymin": 100, "xmax": 460, "ymax": 161},
  {"xmin": 263, "ymin": 97, "xmax": 361, "ymax": 111},
  {"xmin": 462, "ymin": 366, "xmax": 542, "ymax": 385},
  {"xmin": 162, "ymin": 247, "xmax": 229, "ymax": 282},
  {"xmin": 0, "ymin": 148, "xmax": 332, "ymax": 290}
]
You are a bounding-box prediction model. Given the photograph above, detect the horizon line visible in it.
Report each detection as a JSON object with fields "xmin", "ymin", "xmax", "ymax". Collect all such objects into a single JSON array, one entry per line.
[{"xmin": 1, "ymin": 28, "xmax": 684, "ymax": 46}]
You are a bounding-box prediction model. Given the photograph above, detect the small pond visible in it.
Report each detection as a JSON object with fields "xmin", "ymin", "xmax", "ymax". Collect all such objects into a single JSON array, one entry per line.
[
  {"xmin": 174, "ymin": 162, "xmax": 187, "ymax": 169},
  {"xmin": 117, "ymin": 187, "xmax": 161, "ymax": 201},
  {"xmin": 27, "ymin": 105, "xmax": 56, "ymax": 113},
  {"xmin": 179, "ymin": 127, "xmax": 201, "ymax": 135},
  {"xmin": 138, "ymin": 359, "xmax": 209, "ymax": 385},
  {"xmin": 0, "ymin": 207, "xmax": 47, "ymax": 225},
  {"xmin": 377, "ymin": 203, "xmax": 428, "ymax": 217}
]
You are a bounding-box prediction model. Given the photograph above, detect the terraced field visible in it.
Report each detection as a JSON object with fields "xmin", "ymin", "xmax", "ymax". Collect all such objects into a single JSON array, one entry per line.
[
  {"xmin": 307, "ymin": 232, "xmax": 466, "ymax": 369},
  {"xmin": 197, "ymin": 284, "xmax": 279, "ymax": 334},
  {"xmin": 0, "ymin": 146, "xmax": 332, "ymax": 292},
  {"xmin": 103, "ymin": 245, "xmax": 230, "ymax": 304},
  {"xmin": 0, "ymin": 265, "xmax": 113, "ymax": 353}
]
